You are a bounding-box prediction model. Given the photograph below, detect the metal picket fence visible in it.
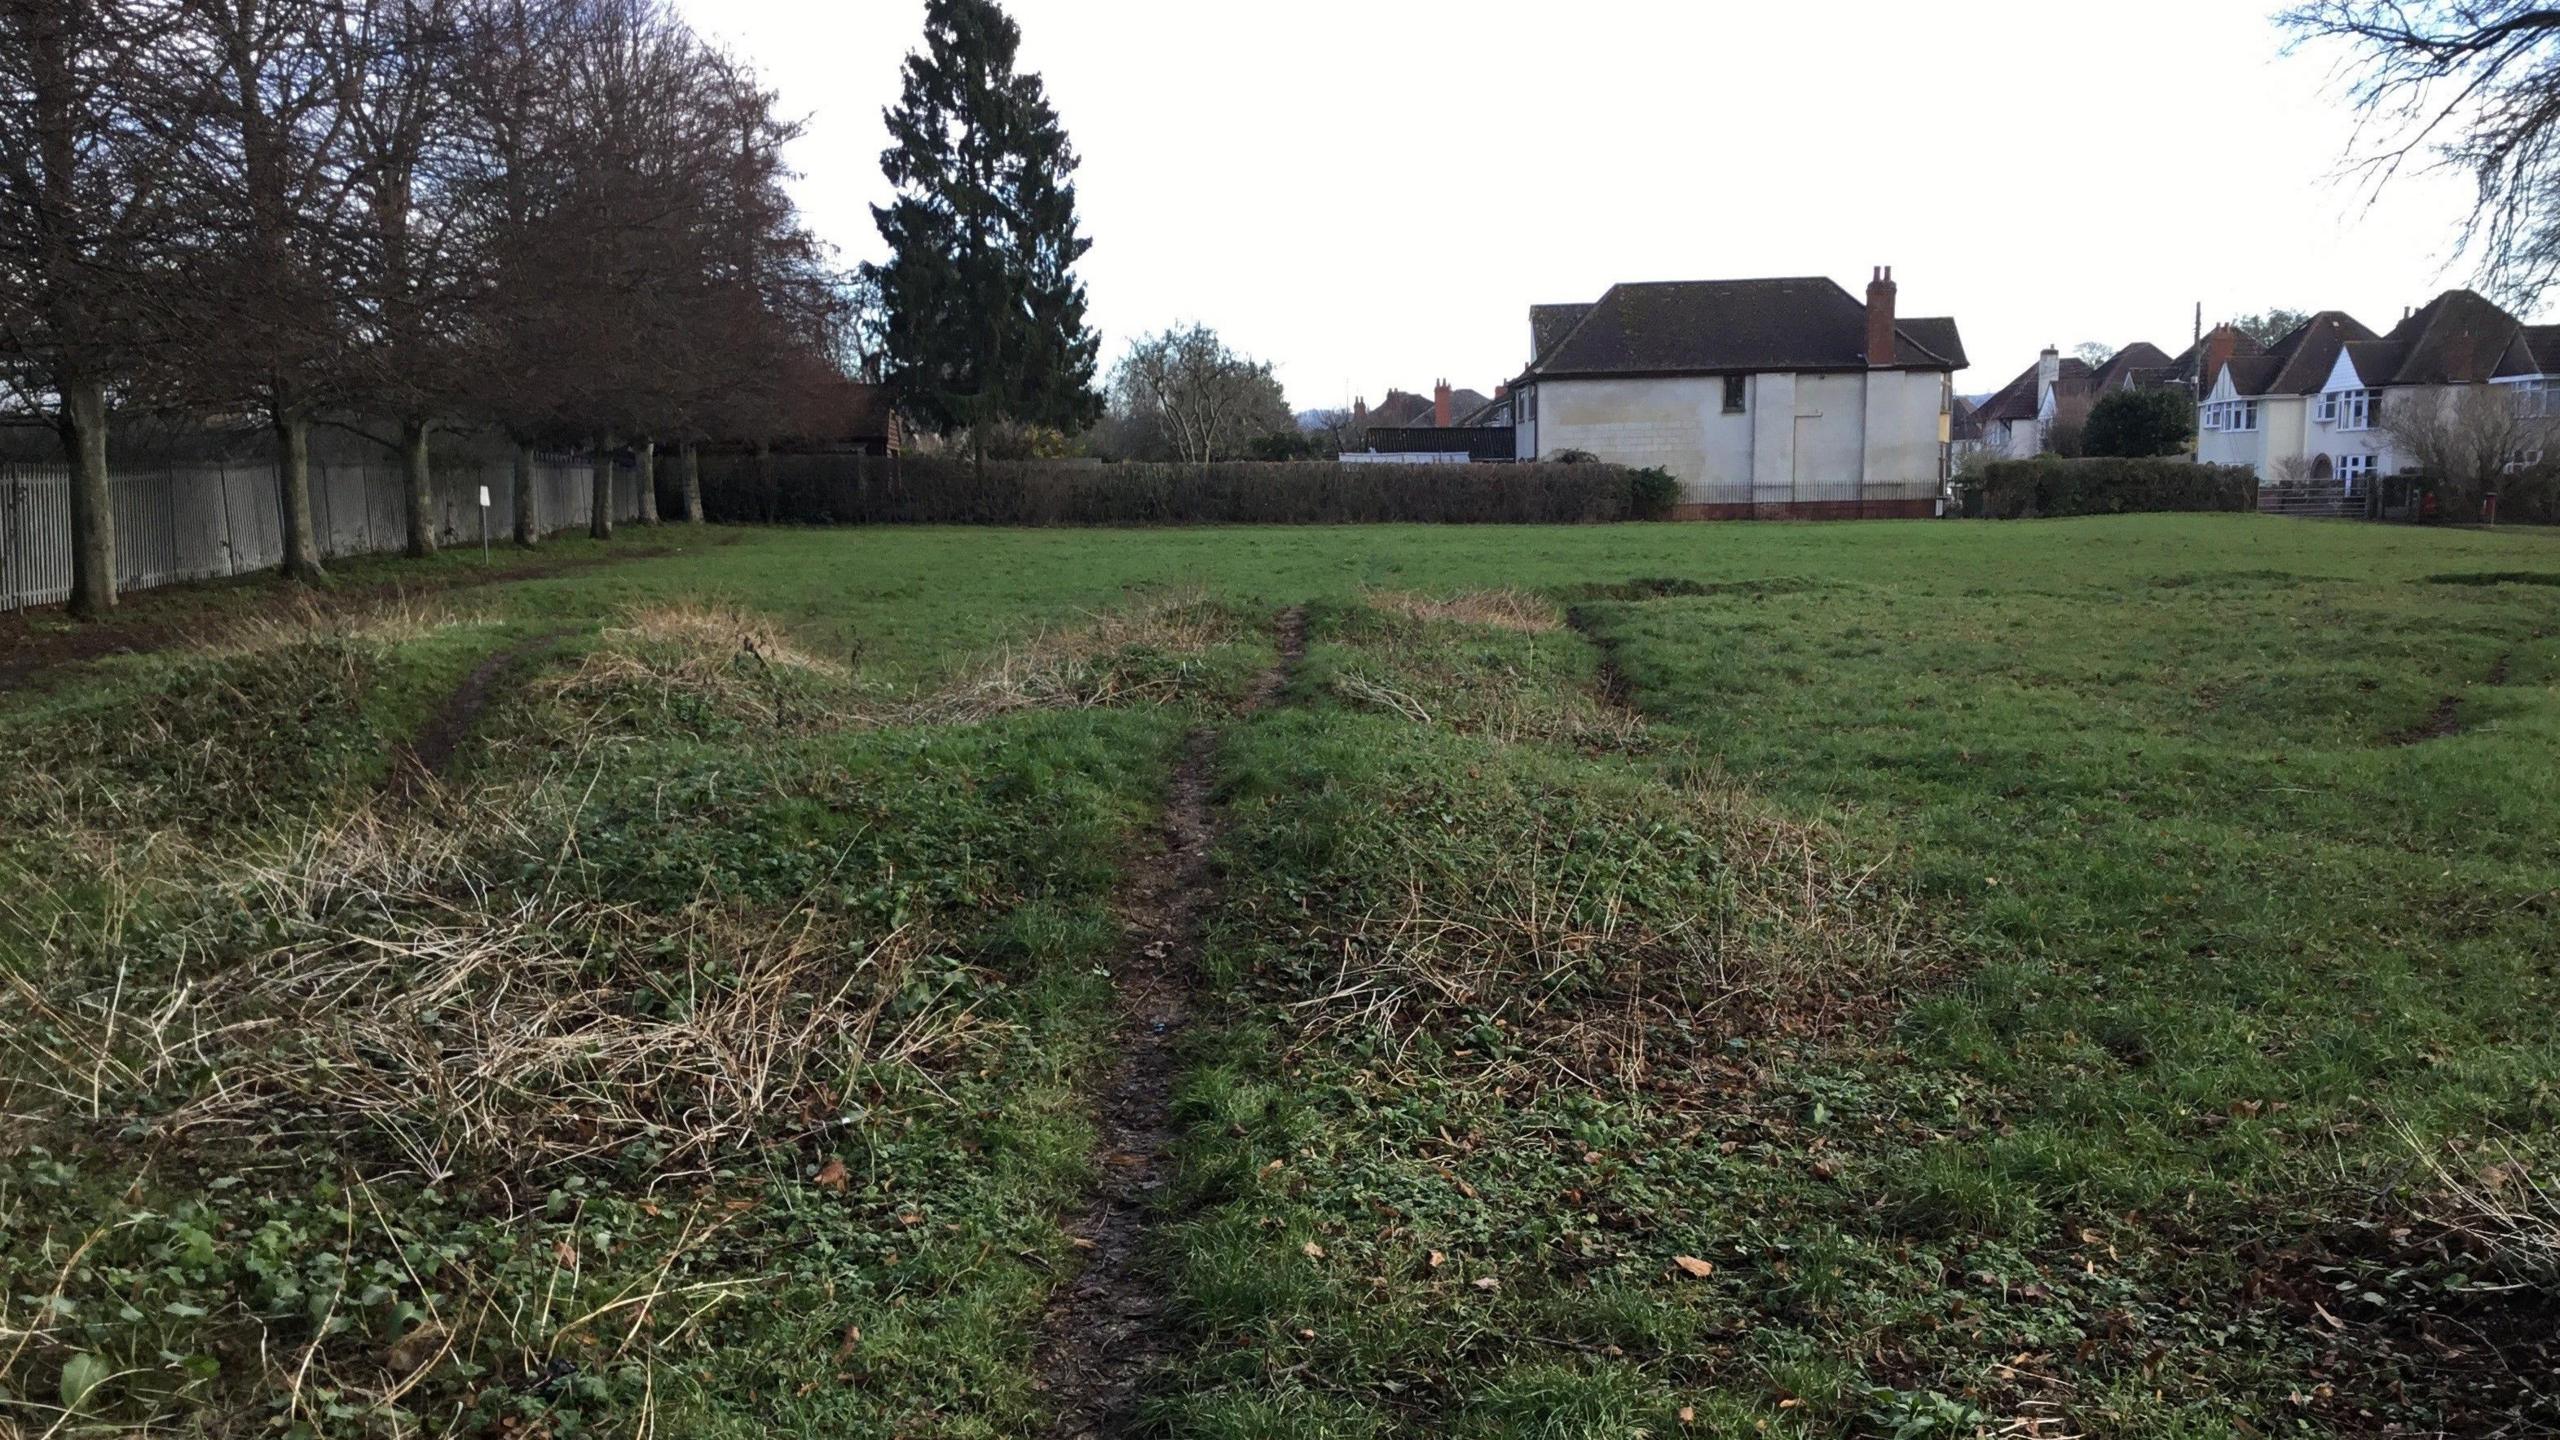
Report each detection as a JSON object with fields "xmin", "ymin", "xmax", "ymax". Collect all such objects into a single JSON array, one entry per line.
[{"xmin": 0, "ymin": 456, "xmax": 634, "ymax": 611}]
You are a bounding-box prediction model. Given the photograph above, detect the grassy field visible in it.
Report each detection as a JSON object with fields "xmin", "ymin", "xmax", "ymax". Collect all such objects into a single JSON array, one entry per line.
[{"xmin": 2, "ymin": 516, "xmax": 2555, "ymax": 1439}]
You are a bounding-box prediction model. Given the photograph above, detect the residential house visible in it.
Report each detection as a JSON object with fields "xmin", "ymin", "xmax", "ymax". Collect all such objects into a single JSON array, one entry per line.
[
  {"xmin": 2194, "ymin": 290, "xmax": 2559, "ymax": 488},
  {"xmin": 1510, "ymin": 268, "xmax": 1966, "ymax": 517},
  {"xmin": 1948, "ymin": 393, "xmax": 1984, "ymax": 461},
  {"xmin": 1352, "ymin": 380, "xmax": 1517, "ymax": 461},
  {"xmin": 1971, "ymin": 340, "xmax": 2179, "ymax": 458}
]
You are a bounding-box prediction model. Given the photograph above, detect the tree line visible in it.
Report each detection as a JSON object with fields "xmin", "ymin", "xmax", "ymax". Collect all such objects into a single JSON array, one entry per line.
[{"xmin": 2, "ymin": 0, "xmax": 857, "ymax": 615}]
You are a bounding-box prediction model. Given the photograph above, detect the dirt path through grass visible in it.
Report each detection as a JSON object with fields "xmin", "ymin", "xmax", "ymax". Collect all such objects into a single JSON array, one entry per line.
[
  {"xmin": 387, "ymin": 626, "xmax": 573, "ymax": 798},
  {"xmin": 1033, "ymin": 605, "xmax": 1306, "ymax": 1438}
]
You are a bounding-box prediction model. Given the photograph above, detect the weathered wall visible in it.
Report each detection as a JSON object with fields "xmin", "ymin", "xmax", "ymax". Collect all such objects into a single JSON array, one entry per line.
[{"xmin": 1535, "ymin": 369, "xmax": 1947, "ymax": 510}]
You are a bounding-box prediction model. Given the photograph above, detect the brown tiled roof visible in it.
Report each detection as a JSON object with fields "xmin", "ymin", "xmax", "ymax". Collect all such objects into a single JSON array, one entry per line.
[
  {"xmin": 1975, "ymin": 356, "xmax": 2092, "ymax": 423},
  {"xmin": 2380, "ymin": 289, "xmax": 2519, "ymax": 385},
  {"xmin": 2223, "ymin": 311, "xmax": 2381, "ymax": 396},
  {"xmin": 1948, "ymin": 394, "xmax": 1983, "ymax": 441},
  {"xmin": 2088, "ymin": 342, "xmax": 2174, "ymax": 393},
  {"xmin": 1523, "ymin": 276, "xmax": 1962, "ymax": 378},
  {"xmin": 1364, "ymin": 389, "xmax": 1434, "ymax": 426}
]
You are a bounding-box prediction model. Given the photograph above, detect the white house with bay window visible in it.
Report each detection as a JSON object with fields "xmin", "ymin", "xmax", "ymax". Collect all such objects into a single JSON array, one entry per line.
[{"xmin": 2196, "ymin": 289, "xmax": 2560, "ymax": 488}]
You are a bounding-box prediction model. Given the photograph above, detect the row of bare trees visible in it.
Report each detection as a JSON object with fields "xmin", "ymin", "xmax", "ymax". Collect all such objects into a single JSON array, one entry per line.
[{"xmin": 1, "ymin": 0, "xmax": 858, "ymax": 614}]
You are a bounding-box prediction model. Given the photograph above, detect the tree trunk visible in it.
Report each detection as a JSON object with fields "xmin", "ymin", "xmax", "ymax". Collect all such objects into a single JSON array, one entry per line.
[
  {"xmin": 59, "ymin": 376, "xmax": 116, "ymax": 618},
  {"xmin": 590, "ymin": 433, "xmax": 615, "ymax": 540},
  {"xmin": 400, "ymin": 416, "xmax": 437, "ymax": 559},
  {"xmin": 753, "ymin": 438, "xmax": 774, "ymax": 522},
  {"xmin": 635, "ymin": 437, "xmax": 659, "ymax": 524},
  {"xmin": 681, "ymin": 441, "xmax": 703, "ymax": 522},
  {"xmin": 512, "ymin": 441, "xmax": 538, "ymax": 547},
  {"xmin": 275, "ymin": 409, "xmax": 326, "ymax": 583}
]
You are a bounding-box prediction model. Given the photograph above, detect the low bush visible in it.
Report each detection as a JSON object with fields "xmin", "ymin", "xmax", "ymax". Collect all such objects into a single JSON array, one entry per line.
[
  {"xmin": 1972, "ymin": 457, "xmax": 2255, "ymax": 518},
  {"xmin": 1626, "ymin": 465, "xmax": 1682, "ymax": 519},
  {"xmin": 695, "ymin": 456, "xmax": 1644, "ymax": 526}
]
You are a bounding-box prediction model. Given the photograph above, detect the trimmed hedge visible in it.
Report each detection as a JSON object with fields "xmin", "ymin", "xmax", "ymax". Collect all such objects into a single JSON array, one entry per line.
[
  {"xmin": 696, "ymin": 456, "xmax": 1649, "ymax": 525},
  {"xmin": 1972, "ymin": 458, "xmax": 2256, "ymax": 519}
]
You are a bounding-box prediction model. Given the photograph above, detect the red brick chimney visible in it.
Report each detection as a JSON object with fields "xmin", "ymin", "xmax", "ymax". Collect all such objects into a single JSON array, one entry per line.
[
  {"xmin": 1865, "ymin": 266, "xmax": 1897, "ymax": 367},
  {"xmin": 2200, "ymin": 325, "xmax": 2240, "ymax": 391},
  {"xmin": 1353, "ymin": 397, "xmax": 1368, "ymax": 422},
  {"xmin": 1433, "ymin": 379, "xmax": 1452, "ymax": 427}
]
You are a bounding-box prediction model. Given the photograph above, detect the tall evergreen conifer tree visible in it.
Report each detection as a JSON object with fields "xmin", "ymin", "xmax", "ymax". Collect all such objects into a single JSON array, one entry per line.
[{"xmin": 866, "ymin": 0, "xmax": 1099, "ymax": 471}]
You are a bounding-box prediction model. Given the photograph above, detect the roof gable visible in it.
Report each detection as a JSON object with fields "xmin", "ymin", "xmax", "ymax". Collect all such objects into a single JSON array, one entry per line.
[
  {"xmin": 2088, "ymin": 342, "xmax": 2174, "ymax": 393},
  {"xmin": 2383, "ymin": 288, "xmax": 2524, "ymax": 385},
  {"xmin": 2320, "ymin": 347, "xmax": 2365, "ymax": 394}
]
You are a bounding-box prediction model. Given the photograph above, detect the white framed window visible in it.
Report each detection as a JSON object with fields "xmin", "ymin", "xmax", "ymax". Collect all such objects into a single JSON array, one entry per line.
[
  {"xmin": 2517, "ymin": 379, "xmax": 2551, "ymax": 418},
  {"xmin": 2340, "ymin": 454, "xmax": 2374, "ymax": 480},
  {"xmin": 2317, "ymin": 394, "xmax": 2336, "ymax": 423},
  {"xmin": 2335, "ymin": 389, "xmax": 2374, "ymax": 430},
  {"xmin": 2206, "ymin": 399, "xmax": 2259, "ymax": 432}
]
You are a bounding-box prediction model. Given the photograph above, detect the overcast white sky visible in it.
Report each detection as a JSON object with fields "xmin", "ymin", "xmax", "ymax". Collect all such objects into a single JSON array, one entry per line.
[{"xmin": 678, "ymin": 0, "xmax": 2492, "ymax": 407}]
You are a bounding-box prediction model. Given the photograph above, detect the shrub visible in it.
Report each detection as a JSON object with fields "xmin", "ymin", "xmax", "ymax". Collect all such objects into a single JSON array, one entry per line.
[
  {"xmin": 1626, "ymin": 466, "xmax": 1682, "ymax": 519},
  {"xmin": 1973, "ymin": 457, "xmax": 2255, "ymax": 519},
  {"xmin": 2083, "ymin": 388, "xmax": 2198, "ymax": 457},
  {"xmin": 694, "ymin": 456, "xmax": 1641, "ymax": 525}
]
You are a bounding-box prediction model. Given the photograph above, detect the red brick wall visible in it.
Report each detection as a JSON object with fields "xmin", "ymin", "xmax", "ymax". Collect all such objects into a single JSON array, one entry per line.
[{"xmin": 1666, "ymin": 499, "xmax": 1938, "ymax": 521}]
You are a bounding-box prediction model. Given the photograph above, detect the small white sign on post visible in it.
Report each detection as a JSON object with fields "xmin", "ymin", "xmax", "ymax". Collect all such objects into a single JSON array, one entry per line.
[
  {"xmin": 478, "ymin": 486, "xmax": 492, "ymax": 560},
  {"xmin": 478, "ymin": 485, "xmax": 491, "ymax": 508}
]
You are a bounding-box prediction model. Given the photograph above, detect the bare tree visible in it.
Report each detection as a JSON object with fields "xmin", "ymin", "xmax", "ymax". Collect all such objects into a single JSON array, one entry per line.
[
  {"xmin": 2383, "ymin": 382, "xmax": 2560, "ymax": 512},
  {"xmin": 0, "ymin": 0, "xmax": 200, "ymax": 615},
  {"xmin": 174, "ymin": 0, "xmax": 362, "ymax": 583},
  {"xmin": 2282, "ymin": 3, "xmax": 2560, "ymax": 310},
  {"xmin": 1109, "ymin": 324, "xmax": 1289, "ymax": 470},
  {"xmin": 332, "ymin": 0, "xmax": 479, "ymax": 558}
]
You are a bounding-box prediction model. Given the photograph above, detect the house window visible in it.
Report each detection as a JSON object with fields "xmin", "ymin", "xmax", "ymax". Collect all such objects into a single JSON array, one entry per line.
[
  {"xmin": 1723, "ymin": 375, "xmax": 1746, "ymax": 414},
  {"xmin": 2516, "ymin": 379, "xmax": 2551, "ymax": 418},
  {"xmin": 2340, "ymin": 454, "xmax": 2374, "ymax": 480},
  {"xmin": 2203, "ymin": 400, "xmax": 2256, "ymax": 432},
  {"xmin": 2335, "ymin": 389, "xmax": 2374, "ymax": 430},
  {"xmin": 2317, "ymin": 394, "xmax": 2336, "ymax": 423}
]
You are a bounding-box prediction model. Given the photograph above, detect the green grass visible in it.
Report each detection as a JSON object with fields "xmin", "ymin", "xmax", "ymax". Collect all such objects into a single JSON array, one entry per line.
[{"xmin": 5, "ymin": 515, "xmax": 2557, "ymax": 1438}]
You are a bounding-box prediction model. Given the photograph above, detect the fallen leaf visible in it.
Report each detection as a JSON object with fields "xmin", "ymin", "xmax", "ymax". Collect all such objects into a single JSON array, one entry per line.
[
  {"xmin": 1427, "ymin": 1250, "xmax": 1445, "ymax": 1269},
  {"xmin": 1472, "ymin": 1276, "xmax": 1500, "ymax": 1292},
  {"xmin": 1673, "ymin": 1255, "xmax": 1715, "ymax": 1279},
  {"xmin": 1301, "ymin": 1241, "xmax": 1326, "ymax": 1259},
  {"xmin": 1679, "ymin": 1406, "xmax": 1696, "ymax": 1424},
  {"xmin": 814, "ymin": 1159, "xmax": 849, "ymax": 1192},
  {"xmin": 834, "ymin": 1325, "xmax": 862, "ymax": 1361}
]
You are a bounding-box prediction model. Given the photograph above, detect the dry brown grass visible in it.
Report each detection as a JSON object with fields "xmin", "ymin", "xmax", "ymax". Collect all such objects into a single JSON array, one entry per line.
[
  {"xmin": 2, "ymin": 798, "xmax": 997, "ymax": 1180},
  {"xmin": 1361, "ymin": 588, "xmax": 1562, "ymax": 633},
  {"xmin": 898, "ymin": 587, "xmax": 1243, "ymax": 722},
  {"xmin": 534, "ymin": 600, "xmax": 868, "ymax": 742},
  {"xmin": 1325, "ymin": 600, "xmax": 1648, "ymax": 752},
  {"xmin": 2396, "ymin": 1124, "xmax": 2560, "ymax": 1286},
  {"xmin": 1299, "ymin": 775, "xmax": 1929, "ymax": 1096},
  {"xmin": 220, "ymin": 593, "xmax": 486, "ymax": 653},
  {"xmin": 537, "ymin": 592, "xmax": 1244, "ymax": 742}
]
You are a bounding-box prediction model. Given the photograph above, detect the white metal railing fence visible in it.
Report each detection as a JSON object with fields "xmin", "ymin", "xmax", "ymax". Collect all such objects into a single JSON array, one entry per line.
[{"xmin": 0, "ymin": 456, "xmax": 635, "ymax": 611}]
